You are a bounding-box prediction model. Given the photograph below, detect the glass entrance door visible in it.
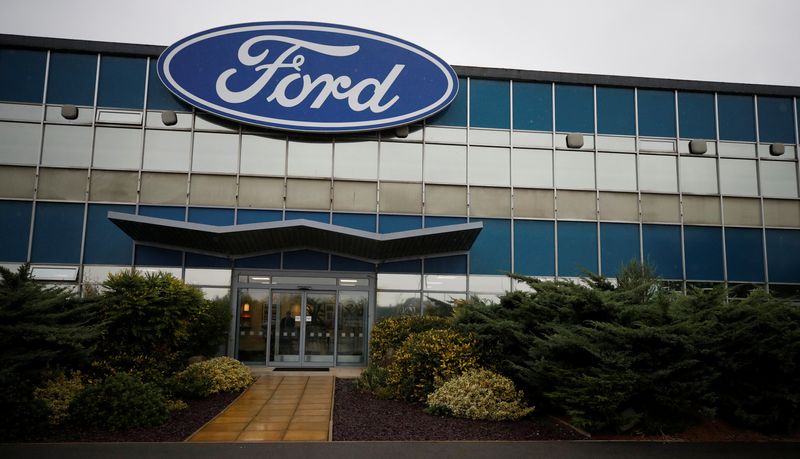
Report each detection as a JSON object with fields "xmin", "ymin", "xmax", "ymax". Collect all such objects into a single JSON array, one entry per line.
[{"xmin": 268, "ymin": 290, "xmax": 336, "ymax": 366}]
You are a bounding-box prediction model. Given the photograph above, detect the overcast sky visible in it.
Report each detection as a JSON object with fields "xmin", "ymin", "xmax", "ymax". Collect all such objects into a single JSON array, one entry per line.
[{"xmin": 2, "ymin": 0, "xmax": 798, "ymax": 87}]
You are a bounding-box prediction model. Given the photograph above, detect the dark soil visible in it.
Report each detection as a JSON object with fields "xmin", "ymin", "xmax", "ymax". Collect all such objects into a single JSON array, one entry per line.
[
  {"xmin": 592, "ymin": 418, "xmax": 800, "ymax": 442},
  {"xmin": 332, "ymin": 378, "xmax": 587, "ymax": 441},
  {"xmin": 18, "ymin": 390, "xmax": 241, "ymax": 443}
]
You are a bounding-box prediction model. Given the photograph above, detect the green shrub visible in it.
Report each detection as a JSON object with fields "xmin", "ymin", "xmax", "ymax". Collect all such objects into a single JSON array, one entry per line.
[
  {"xmin": 369, "ymin": 315, "xmax": 451, "ymax": 366},
  {"xmin": 166, "ymin": 399, "xmax": 188, "ymax": 412},
  {"xmin": 354, "ymin": 366, "xmax": 392, "ymax": 399},
  {"xmin": 172, "ymin": 357, "xmax": 254, "ymax": 398},
  {"xmin": 386, "ymin": 328, "xmax": 479, "ymax": 402},
  {"xmin": 185, "ymin": 296, "xmax": 232, "ymax": 357},
  {"xmin": 70, "ymin": 372, "xmax": 169, "ymax": 431},
  {"xmin": 0, "ymin": 373, "xmax": 49, "ymax": 440},
  {"xmin": 426, "ymin": 368, "xmax": 534, "ymax": 421},
  {"xmin": 33, "ymin": 371, "xmax": 85, "ymax": 425}
]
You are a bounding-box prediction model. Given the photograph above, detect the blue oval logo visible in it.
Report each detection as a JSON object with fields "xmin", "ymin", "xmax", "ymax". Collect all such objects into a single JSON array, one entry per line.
[{"xmin": 158, "ymin": 21, "xmax": 459, "ymax": 133}]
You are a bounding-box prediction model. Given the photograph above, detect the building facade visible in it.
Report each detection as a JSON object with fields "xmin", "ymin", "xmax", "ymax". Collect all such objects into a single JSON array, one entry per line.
[{"xmin": 1, "ymin": 34, "xmax": 799, "ymax": 367}]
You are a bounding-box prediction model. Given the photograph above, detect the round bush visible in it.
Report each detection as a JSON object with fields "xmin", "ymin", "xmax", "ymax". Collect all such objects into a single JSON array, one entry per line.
[
  {"xmin": 172, "ymin": 357, "xmax": 254, "ymax": 398},
  {"xmin": 70, "ymin": 372, "xmax": 169, "ymax": 431},
  {"xmin": 369, "ymin": 315, "xmax": 451, "ymax": 366},
  {"xmin": 426, "ymin": 368, "xmax": 534, "ymax": 421},
  {"xmin": 33, "ymin": 371, "xmax": 85, "ymax": 425},
  {"xmin": 386, "ymin": 328, "xmax": 478, "ymax": 402}
]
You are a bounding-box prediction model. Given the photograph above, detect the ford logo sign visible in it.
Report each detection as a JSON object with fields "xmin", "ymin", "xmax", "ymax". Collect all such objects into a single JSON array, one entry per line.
[{"xmin": 157, "ymin": 21, "xmax": 459, "ymax": 133}]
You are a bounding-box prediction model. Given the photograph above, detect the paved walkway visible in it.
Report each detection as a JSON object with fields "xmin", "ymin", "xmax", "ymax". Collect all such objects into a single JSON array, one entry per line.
[{"xmin": 188, "ymin": 375, "xmax": 333, "ymax": 442}]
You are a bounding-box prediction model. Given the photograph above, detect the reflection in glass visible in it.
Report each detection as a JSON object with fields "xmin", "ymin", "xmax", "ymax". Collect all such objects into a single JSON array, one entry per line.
[
  {"xmin": 304, "ymin": 292, "xmax": 336, "ymax": 365},
  {"xmin": 238, "ymin": 288, "xmax": 269, "ymax": 363},
  {"xmin": 270, "ymin": 291, "xmax": 302, "ymax": 363},
  {"xmin": 422, "ymin": 292, "xmax": 466, "ymax": 317},
  {"xmin": 376, "ymin": 291, "xmax": 421, "ymax": 322},
  {"xmin": 337, "ymin": 291, "xmax": 367, "ymax": 364}
]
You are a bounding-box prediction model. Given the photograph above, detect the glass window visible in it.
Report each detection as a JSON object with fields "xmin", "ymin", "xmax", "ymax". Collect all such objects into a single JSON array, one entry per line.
[
  {"xmin": 92, "ymin": 127, "xmax": 142, "ymax": 170},
  {"xmin": 282, "ymin": 249, "xmax": 328, "ymax": 270},
  {"xmin": 766, "ymin": 229, "xmax": 800, "ymax": 283},
  {"xmin": 424, "ymin": 274, "xmax": 467, "ymax": 291},
  {"xmin": 679, "ymin": 156, "xmax": 718, "ymax": 194},
  {"xmin": 554, "ymin": 150, "xmax": 594, "ymax": 189},
  {"xmin": 678, "ymin": 92, "xmax": 715, "ymax": 140},
  {"xmin": 718, "ymin": 94, "xmax": 755, "ymax": 142},
  {"xmin": 143, "ymin": 129, "xmax": 191, "ymax": 171},
  {"xmin": 513, "ymin": 81, "xmax": 552, "ymax": 132},
  {"xmin": 468, "ymin": 146, "xmax": 510, "ymax": 186},
  {"xmin": 555, "ymin": 84, "xmax": 593, "ymax": 134},
  {"xmin": 333, "ymin": 141, "xmax": 378, "ymax": 180},
  {"xmin": 240, "ymin": 134, "xmax": 285, "ymax": 176},
  {"xmin": 511, "ymin": 148, "xmax": 552, "ymax": 188},
  {"xmin": 0, "ymin": 48, "xmax": 46, "ymax": 103},
  {"xmin": 376, "ymin": 291, "xmax": 421, "ymax": 322},
  {"xmin": 469, "ymin": 275, "xmax": 511, "ymax": 294},
  {"xmin": 596, "ymin": 87, "xmax": 634, "ymax": 135},
  {"xmin": 719, "ymin": 159, "xmax": 758, "ymax": 196},
  {"xmin": 46, "ymin": 52, "xmax": 97, "ymax": 106},
  {"xmin": 469, "ymin": 218, "xmax": 511, "ymax": 275},
  {"xmin": 557, "ymin": 221, "xmax": 598, "ymax": 277},
  {"xmin": 379, "ymin": 141, "xmax": 422, "ymax": 181},
  {"xmin": 642, "ymin": 224, "xmax": 682, "ymax": 279},
  {"xmin": 0, "ymin": 200, "xmax": 31, "ymax": 262},
  {"xmin": 424, "ymin": 144, "xmax": 466, "ymax": 184},
  {"xmin": 332, "ymin": 213, "xmax": 376, "ymax": 232},
  {"xmin": 427, "ymin": 77, "xmax": 467, "ymax": 127},
  {"xmin": 639, "ymin": 154, "xmax": 678, "ymax": 193},
  {"xmin": 760, "ymin": 161, "xmax": 798, "ymax": 198},
  {"xmin": 757, "ymin": 96, "xmax": 795, "ymax": 144},
  {"xmin": 31, "ymin": 202, "xmax": 84, "ymax": 263},
  {"xmin": 97, "ymin": 55, "xmax": 146, "ymax": 109},
  {"xmin": 377, "ymin": 273, "xmax": 421, "ymax": 290},
  {"xmin": 514, "ymin": 220, "xmax": 554, "ymax": 276},
  {"xmin": 596, "ymin": 152, "xmax": 637, "ymax": 191},
  {"xmin": 0, "ymin": 121, "xmax": 41, "ymax": 165},
  {"xmin": 146, "ymin": 60, "xmax": 190, "ymax": 111},
  {"xmin": 184, "ymin": 268, "xmax": 231, "ymax": 286},
  {"xmin": 41, "ymin": 125, "xmax": 93, "ymax": 167},
  {"xmin": 600, "ymin": 223, "xmax": 639, "ymax": 277},
  {"xmin": 287, "ymin": 138, "xmax": 332, "ymax": 178},
  {"xmin": 424, "ymin": 255, "xmax": 467, "ymax": 275},
  {"xmin": 192, "ymin": 132, "xmax": 238, "ymax": 174},
  {"xmin": 725, "ymin": 227, "xmax": 764, "ymax": 282},
  {"xmin": 638, "ymin": 89, "xmax": 676, "ymax": 137},
  {"xmin": 470, "ymin": 79, "xmax": 509, "ymax": 129},
  {"xmin": 83, "ymin": 204, "xmax": 134, "ymax": 264},
  {"xmin": 684, "ymin": 226, "xmax": 723, "ymax": 281}
]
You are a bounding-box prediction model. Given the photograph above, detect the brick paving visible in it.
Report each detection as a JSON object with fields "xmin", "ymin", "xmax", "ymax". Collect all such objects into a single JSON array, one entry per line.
[{"xmin": 188, "ymin": 375, "xmax": 333, "ymax": 442}]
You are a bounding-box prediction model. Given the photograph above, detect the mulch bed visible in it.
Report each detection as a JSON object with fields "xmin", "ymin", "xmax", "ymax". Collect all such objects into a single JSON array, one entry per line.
[
  {"xmin": 332, "ymin": 378, "xmax": 586, "ymax": 441},
  {"xmin": 18, "ymin": 390, "xmax": 242, "ymax": 443}
]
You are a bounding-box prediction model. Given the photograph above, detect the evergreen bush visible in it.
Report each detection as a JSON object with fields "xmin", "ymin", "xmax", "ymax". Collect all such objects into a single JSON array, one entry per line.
[
  {"xmin": 386, "ymin": 328, "xmax": 478, "ymax": 401},
  {"xmin": 172, "ymin": 357, "xmax": 254, "ymax": 398},
  {"xmin": 368, "ymin": 315, "xmax": 451, "ymax": 366},
  {"xmin": 426, "ymin": 368, "xmax": 534, "ymax": 420},
  {"xmin": 70, "ymin": 372, "xmax": 169, "ymax": 431},
  {"xmin": 33, "ymin": 371, "xmax": 85, "ymax": 425}
]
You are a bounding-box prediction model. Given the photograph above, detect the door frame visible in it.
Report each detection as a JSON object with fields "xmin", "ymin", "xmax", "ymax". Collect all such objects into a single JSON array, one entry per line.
[{"xmin": 229, "ymin": 270, "xmax": 375, "ymax": 367}]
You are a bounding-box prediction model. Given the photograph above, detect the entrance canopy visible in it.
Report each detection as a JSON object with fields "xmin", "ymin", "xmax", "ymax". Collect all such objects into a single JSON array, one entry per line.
[{"xmin": 108, "ymin": 212, "xmax": 483, "ymax": 263}]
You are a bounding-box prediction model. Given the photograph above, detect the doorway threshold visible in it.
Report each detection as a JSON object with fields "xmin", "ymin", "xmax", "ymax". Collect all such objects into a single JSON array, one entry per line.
[{"xmin": 272, "ymin": 367, "xmax": 330, "ymax": 372}]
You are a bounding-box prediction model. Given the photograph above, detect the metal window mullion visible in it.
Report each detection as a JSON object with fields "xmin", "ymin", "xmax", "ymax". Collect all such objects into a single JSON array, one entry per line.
[
  {"xmin": 280, "ymin": 135, "xmax": 288, "ymax": 269},
  {"xmin": 132, "ymin": 57, "xmax": 151, "ymax": 269},
  {"xmin": 753, "ymin": 95, "xmax": 770, "ymax": 290},
  {"xmin": 182, "ymin": 108, "xmax": 196, "ymax": 280},
  {"xmin": 714, "ymin": 93, "xmax": 729, "ymax": 286},
  {"xmin": 634, "ymin": 88, "xmax": 644, "ymax": 266},
  {"xmin": 26, "ymin": 50, "xmax": 51, "ymax": 263},
  {"xmin": 675, "ymin": 90, "xmax": 687, "ymax": 291},
  {"xmin": 465, "ymin": 77, "xmax": 471, "ymax": 295},
  {"xmin": 552, "ymin": 82, "xmax": 559, "ymax": 279},
  {"xmin": 328, "ymin": 137, "xmax": 334, "ymax": 271},
  {"xmin": 593, "ymin": 85, "xmax": 601, "ymax": 277},
  {"xmin": 794, "ymin": 97, "xmax": 800, "ymax": 204},
  {"xmin": 76, "ymin": 53, "xmax": 102, "ymax": 291},
  {"xmin": 233, "ymin": 124, "xmax": 243, "ymax": 224},
  {"xmin": 509, "ymin": 80, "xmax": 515, "ymax": 279},
  {"xmin": 420, "ymin": 120, "xmax": 427, "ymax": 279}
]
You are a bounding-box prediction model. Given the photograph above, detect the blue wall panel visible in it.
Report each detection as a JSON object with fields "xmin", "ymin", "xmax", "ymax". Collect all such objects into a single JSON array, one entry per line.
[
  {"xmin": 46, "ymin": 52, "xmax": 97, "ymax": 106},
  {"xmin": 513, "ymin": 220, "xmax": 555, "ymax": 276},
  {"xmin": 555, "ymin": 84, "xmax": 594, "ymax": 134},
  {"xmin": 758, "ymin": 96, "xmax": 795, "ymax": 144},
  {"xmin": 0, "ymin": 200, "xmax": 32, "ymax": 262},
  {"xmin": 83, "ymin": 204, "xmax": 135, "ymax": 265},
  {"xmin": 600, "ymin": 223, "xmax": 639, "ymax": 278},
  {"xmin": 379, "ymin": 215, "xmax": 422, "ymax": 233},
  {"xmin": 597, "ymin": 87, "xmax": 635, "ymax": 135},
  {"xmin": 684, "ymin": 226, "xmax": 724, "ymax": 281},
  {"xmin": 97, "ymin": 55, "xmax": 146, "ymax": 109},
  {"xmin": 557, "ymin": 221, "xmax": 598, "ymax": 276},
  {"xmin": 642, "ymin": 224, "xmax": 682, "ymax": 279},
  {"xmin": 331, "ymin": 255, "xmax": 375, "ymax": 272},
  {"xmin": 0, "ymin": 48, "xmax": 46, "ymax": 103},
  {"xmin": 718, "ymin": 94, "xmax": 756, "ymax": 142},
  {"xmin": 766, "ymin": 229, "xmax": 800, "ymax": 283},
  {"xmin": 146, "ymin": 61, "xmax": 191, "ymax": 111},
  {"xmin": 186, "ymin": 207, "xmax": 233, "ymax": 268},
  {"xmin": 283, "ymin": 250, "xmax": 328, "ymax": 270},
  {"xmin": 678, "ymin": 92, "xmax": 716, "ymax": 139},
  {"xmin": 638, "ymin": 89, "xmax": 676, "ymax": 137},
  {"xmin": 31, "ymin": 202, "xmax": 84, "ymax": 263},
  {"xmin": 234, "ymin": 254, "xmax": 281, "ymax": 269},
  {"xmin": 470, "ymin": 218, "xmax": 511, "ymax": 275},
  {"xmin": 332, "ymin": 213, "xmax": 376, "ymax": 232},
  {"xmin": 237, "ymin": 209, "xmax": 282, "ymax": 224},
  {"xmin": 425, "ymin": 255, "xmax": 467, "ymax": 275},
  {"xmin": 725, "ymin": 227, "xmax": 764, "ymax": 282},
  {"xmin": 470, "ymin": 79, "xmax": 510, "ymax": 129},
  {"xmin": 135, "ymin": 206, "xmax": 184, "ymax": 266},
  {"xmin": 425, "ymin": 216, "xmax": 466, "ymax": 228},
  {"xmin": 285, "ymin": 211, "xmax": 329, "ymax": 223},
  {"xmin": 513, "ymin": 81, "xmax": 552, "ymax": 132}
]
